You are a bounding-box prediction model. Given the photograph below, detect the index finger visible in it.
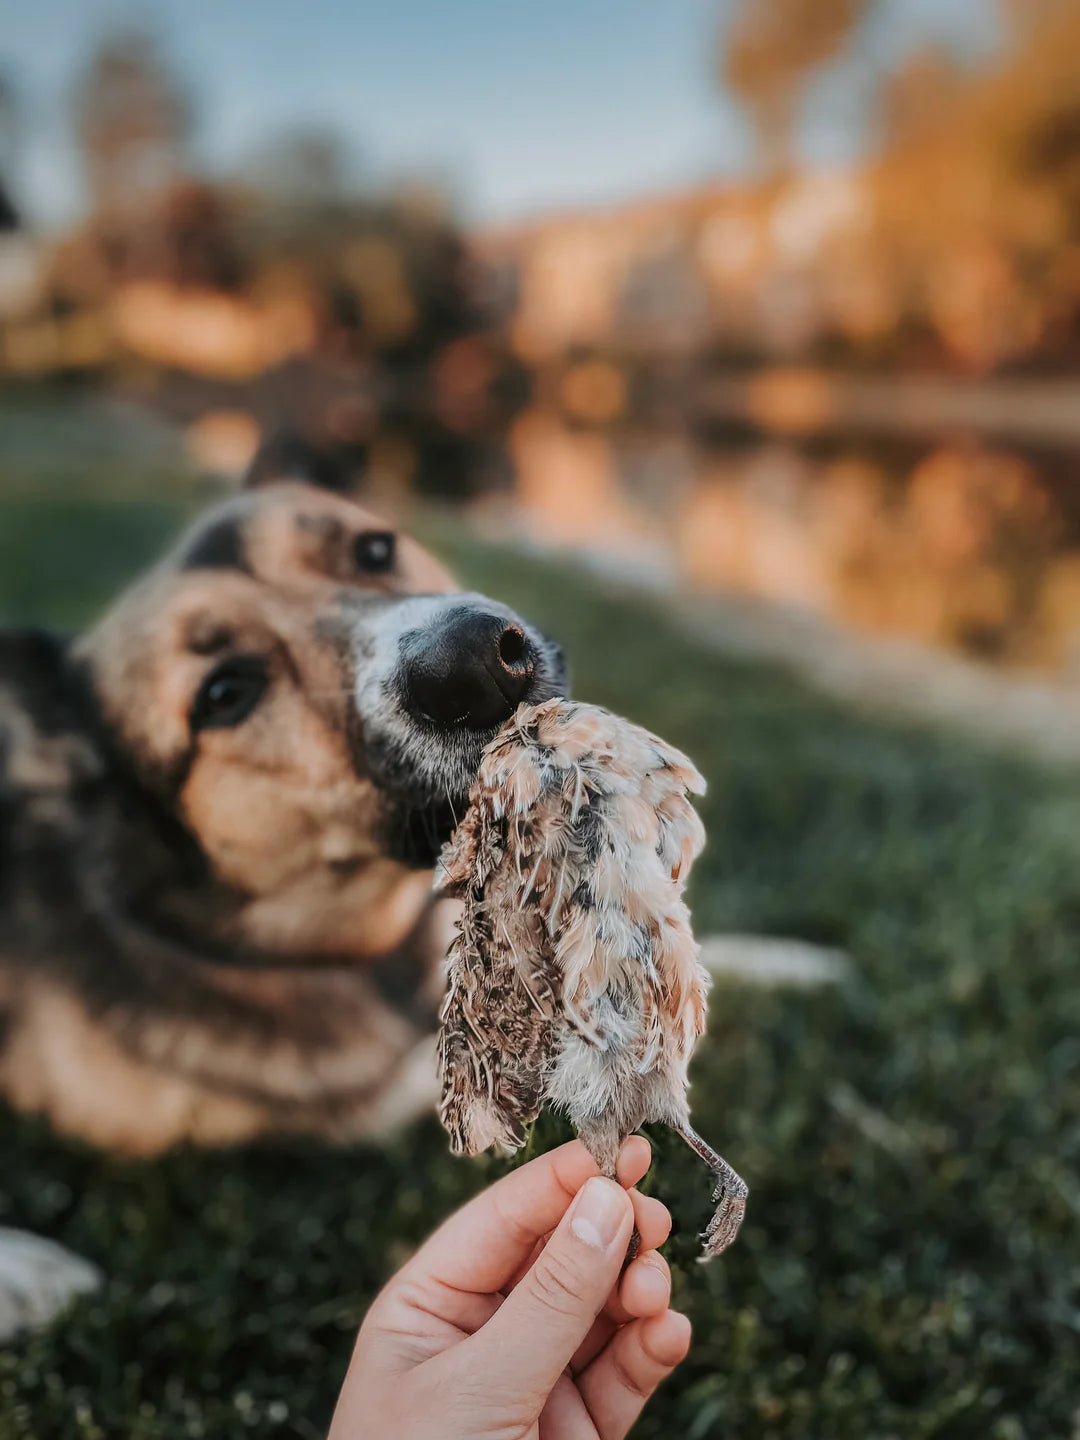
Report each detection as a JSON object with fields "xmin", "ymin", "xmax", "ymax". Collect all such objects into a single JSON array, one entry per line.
[{"xmin": 403, "ymin": 1137, "xmax": 652, "ymax": 1297}]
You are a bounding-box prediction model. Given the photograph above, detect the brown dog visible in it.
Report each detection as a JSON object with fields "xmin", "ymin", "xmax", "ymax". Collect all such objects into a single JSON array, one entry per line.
[{"xmin": 0, "ymin": 471, "xmax": 566, "ymax": 1155}]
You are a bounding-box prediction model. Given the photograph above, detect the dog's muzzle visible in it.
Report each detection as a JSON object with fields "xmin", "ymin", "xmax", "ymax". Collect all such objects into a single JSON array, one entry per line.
[
  {"xmin": 350, "ymin": 593, "xmax": 567, "ymax": 814},
  {"xmin": 400, "ymin": 606, "xmax": 537, "ymax": 731}
]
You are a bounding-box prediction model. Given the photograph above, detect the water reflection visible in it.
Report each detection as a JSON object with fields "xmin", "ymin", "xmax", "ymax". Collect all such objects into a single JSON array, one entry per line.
[{"xmin": 480, "ymin": 412, "xmax": 1080, "ymax": 679}]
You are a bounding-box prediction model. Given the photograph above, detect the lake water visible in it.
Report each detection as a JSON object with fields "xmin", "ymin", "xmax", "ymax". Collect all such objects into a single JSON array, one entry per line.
[
  {"xmin": 5, "ymin": 386, "xmax": 1080, "ymax": 687},
  {"xmin": 455, "ymin": 410, "xmax": 1080, "ymax": 682}
]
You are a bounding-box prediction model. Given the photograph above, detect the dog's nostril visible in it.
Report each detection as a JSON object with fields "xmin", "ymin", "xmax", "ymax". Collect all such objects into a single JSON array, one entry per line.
[
  {"xmin": 401, "ymin": 609, "xmax": 539, "ymax": 731},
  {"xmin": 497, "ymin": 625, "xmax": 529, "ymax": 670}
]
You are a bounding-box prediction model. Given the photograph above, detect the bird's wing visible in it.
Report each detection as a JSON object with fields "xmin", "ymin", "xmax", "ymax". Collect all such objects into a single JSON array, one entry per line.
[
  {"xmin": 438, "ymin": 901, "xmax": 559, "ymax": 1155},
  {"xmin": 432, "ymin": 803, "xmax": 479, "ymax": 897},
  {"xmin": 437, "ymin": 784, "xmax": 561, "ymax": 1156}
]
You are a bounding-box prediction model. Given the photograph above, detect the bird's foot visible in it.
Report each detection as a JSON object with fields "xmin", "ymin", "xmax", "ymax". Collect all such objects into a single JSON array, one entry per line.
[
  {"xmin": 699, "ymin": 1170, "xmax": 749, "ymax": 1261},
  {"xmin": 673, "ymin": 1124, "xmax": 749, "ymax": 1260}
]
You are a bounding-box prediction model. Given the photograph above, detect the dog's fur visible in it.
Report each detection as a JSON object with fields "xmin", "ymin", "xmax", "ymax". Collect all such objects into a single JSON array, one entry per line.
[{"xmin": 0, "ymin": 472, "xmax": 565, "ymax": 1155}]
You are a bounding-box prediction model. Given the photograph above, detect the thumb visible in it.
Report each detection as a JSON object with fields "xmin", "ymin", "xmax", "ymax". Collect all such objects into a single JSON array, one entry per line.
[{"xmin": 466, "ymin": 1176, "xmax": 634, "ymax": 1401}]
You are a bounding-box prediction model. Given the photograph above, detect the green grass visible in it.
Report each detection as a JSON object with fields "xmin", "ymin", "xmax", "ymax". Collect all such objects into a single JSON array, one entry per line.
[
  {"xmin": 2, "ymin": 418, "xmax": 1079, "ymax": 1436},
  {"xmin": 0, "ymin": 386, "xmax": 208, "ymax": 630},
  {"xmin": 0, "ymin": 497, "xmax": 201, "ymax": 632}
]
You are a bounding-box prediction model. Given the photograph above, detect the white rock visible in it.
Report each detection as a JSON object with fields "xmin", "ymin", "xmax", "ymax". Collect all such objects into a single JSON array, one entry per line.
[
  {"xmin": 0, "ymin": 1228, "xmax": 101, "ymax": 1343},
  {"xmin": 698, "ymin": 934, "xmax": 850, "ymax": 988}
]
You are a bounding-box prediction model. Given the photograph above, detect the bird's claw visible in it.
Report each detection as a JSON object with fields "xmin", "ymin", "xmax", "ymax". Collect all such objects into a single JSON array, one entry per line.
[{"xmin": 699, "ymin": 1169, "xmax": 749, "ymax": 1261}]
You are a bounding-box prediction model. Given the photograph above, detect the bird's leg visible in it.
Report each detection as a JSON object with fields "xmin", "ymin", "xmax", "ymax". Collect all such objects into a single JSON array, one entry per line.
[
  {"xmin": 577, "ymin": 1119, "xmax": 641, "ymax": 1269},
  {"xmin": 622, "ymin": 1223, "xmax": 642, "ymax": 1270},
  {"xmin": 673, "ymin": 1123, "xmax": 748, "ymax": 1260}
]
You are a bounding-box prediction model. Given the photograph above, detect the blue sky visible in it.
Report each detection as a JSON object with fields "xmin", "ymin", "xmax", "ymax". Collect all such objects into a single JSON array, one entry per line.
[{"xmin": 1, "ymin": 0, "xmax": 999, "ymax": 231}]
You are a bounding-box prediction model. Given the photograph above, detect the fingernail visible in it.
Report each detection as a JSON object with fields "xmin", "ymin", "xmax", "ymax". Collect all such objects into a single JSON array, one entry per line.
[{"xmin": 570, "ymin": 1177, "xmax": 627, "ymax": 1250}]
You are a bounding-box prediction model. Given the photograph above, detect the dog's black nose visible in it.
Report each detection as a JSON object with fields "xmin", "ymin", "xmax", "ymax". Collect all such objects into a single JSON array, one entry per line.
[{"xmin": 401, "ymin": 609, "xmax": 537, "ymax": 729}]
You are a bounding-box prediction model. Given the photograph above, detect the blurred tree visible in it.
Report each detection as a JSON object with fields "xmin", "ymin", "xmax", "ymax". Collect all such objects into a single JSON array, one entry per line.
[
  {"xmin": 999, "ymin": 0, "xmax": 1072, "ymax": 39},
  {"xmin": 242, "ymin": 126, "xmax": 359, "ymax": 211},
  {"xmin": 0, "ymin": 73, "xmax": 18, "ymax": 230},
  {"xmin": 73, "ymin": 30, "xmax": 192, "ymax": 217},
  {"xmin": 720, "ymin": 0, "xmax": 872, "ymax": 175},
  {"xmin": 878, "ymin": 45, "xmax": 964, "ymax": 150}
]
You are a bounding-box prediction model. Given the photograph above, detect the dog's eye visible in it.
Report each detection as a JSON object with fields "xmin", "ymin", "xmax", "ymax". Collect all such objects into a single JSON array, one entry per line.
[
  {"xmin": 190, "ymin": 657, "xmax": 269, "ymax": 732},
  {"xmin": 354, "ymin": 530, "xmax": 395, "ymax": 574}
]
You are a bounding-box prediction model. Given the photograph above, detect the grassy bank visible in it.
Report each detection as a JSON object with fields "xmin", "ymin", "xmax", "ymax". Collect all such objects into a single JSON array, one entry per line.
[
  {"xmin": 1, "ymin": 425, "xmax": 1078, "ymax": 1436},
  {"xmin": 0, "ymin": 387, "xmax": 205, "ymax": 630}
]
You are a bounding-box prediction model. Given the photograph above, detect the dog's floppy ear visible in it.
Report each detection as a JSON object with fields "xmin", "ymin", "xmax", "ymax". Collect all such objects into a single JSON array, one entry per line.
[
  {"xmin": 0, "ymin": 629, "xmax": 101, "ymax": 795},
  {"xmin": 242, "ymin": 431, "xmax": 358, "ymax": 494},
  {"xmin": 0, "ymin": 630, "xmax": 75, "ymax": 735}
]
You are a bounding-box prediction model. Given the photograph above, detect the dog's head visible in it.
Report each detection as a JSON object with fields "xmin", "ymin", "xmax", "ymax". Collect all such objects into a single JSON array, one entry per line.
[{"xmin": 2, "ymin": 478, "xmax": 566, "ymax": 967}]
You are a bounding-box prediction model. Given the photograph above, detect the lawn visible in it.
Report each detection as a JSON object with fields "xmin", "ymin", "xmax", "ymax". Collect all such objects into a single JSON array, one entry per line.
[
  {"xmin": 2, "ymin": 400, "xmax": 1079, "ymax": 1437},
  {"xmin": 0, "ymin": 386, "xmax": 206, "ymax": 631}
]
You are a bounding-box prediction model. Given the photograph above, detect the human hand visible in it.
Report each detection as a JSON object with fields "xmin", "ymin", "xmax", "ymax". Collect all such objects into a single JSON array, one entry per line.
[{"xmin": 328, "ymin": 1137, "xmax": 690, "ymax": 1439}]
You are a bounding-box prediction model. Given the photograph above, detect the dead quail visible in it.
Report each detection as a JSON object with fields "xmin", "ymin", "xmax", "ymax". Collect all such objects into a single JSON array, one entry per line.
[{"xmin": 435, "ymin": 698, "xmax": 747, "ymax": 1259}]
